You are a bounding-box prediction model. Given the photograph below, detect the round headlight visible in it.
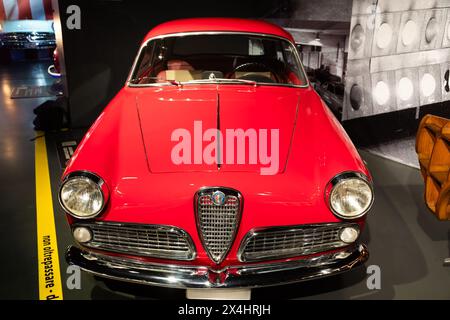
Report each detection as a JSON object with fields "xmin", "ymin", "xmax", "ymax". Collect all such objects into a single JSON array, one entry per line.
[
  {"xmin": 59, "ymin": 172, "xmax": 107, "ymax": 219},
  {"xmin": 327, "ymin": 172, "xmax": 373, "ymax": 219}
]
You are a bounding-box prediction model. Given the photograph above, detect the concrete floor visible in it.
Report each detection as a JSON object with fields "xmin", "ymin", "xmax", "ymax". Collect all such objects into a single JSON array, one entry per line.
[
  {"xmin": 363, "ymin": 136, "xmax": 419, "ymax": 169},
  {"xmin": 1, "ymin": 61, "xmax": 450, "ymax": 300},
  {"xmin": 0, "ymin": 61, "xmax": 55, "ymax": 299}
]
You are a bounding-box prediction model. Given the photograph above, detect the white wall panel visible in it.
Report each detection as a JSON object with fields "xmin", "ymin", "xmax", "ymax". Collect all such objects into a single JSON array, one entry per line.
[
  {"xmin": 371, "ymin": 71, "xmax": 397, "ymax": 114},
  {"xmin": 348, "ymin": 15, "xmax": 373, "ymax": 59},
  {"xmin": 396, "ymin": 10, "xmax": 425, "ymax": 54},
  {"xmin": 420, "ymin": 9, "xmax": 446, "ymax": 51},
  {"xmin": 371, "ymin": 13, "xmax": 401, "ymax": 57},
  {"xmin": 419, "ymin": 64, "xmax": 442, "ymax": 105},
  {"xmin": 344, "ymin": 0, "xmax": 450, "ymax": 119},
  {"xmin": 344, "ymin": 75, "xmax": 373, "ymax": 120},
  {"xmin": 442, "ymin": 8, "xmax": 450, "ymax": 47},
  {"xmin": 395, "ymin": 68, "xmax": 420, "ymax": 110}
]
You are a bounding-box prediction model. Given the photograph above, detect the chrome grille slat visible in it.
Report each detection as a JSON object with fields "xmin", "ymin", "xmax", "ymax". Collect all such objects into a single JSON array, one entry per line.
[
  {"xmin": 1, "ymin": 32, "xmax": 55, "ymax": 40},
  {"xmin": 239, "ymin": 223, "xmax": 359, "ymax": 262},
  {"xmin": 74, "ymin": 222, "xmax": 196, "ymax": 260},
  {"xmin": 196, "ymin": 188, "xmax": 242, "ymax": 264},
  {"xmin": 93, "ymin": 231, "xmax": 182, "ymax": 240},
  {"xmin": 92, "ymin": 237, "xmax": 189, "ymax": 249},
  {"xmin": 0, "ymin": 32, "xmax": 56, "ymax": 48}
]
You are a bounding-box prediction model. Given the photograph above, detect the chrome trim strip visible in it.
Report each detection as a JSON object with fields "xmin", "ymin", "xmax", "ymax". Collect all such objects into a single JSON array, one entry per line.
[
  {"xmin": 126, "ymin": 31, "xmax": 309, "ymax": 89},
  {"xmin": 325, "ymin": 171, "xmax": 375, "ymax": 220},
  {"xmin": 73, "ymin": 221, "xmax": 197, "ymax": 261},
  {"xmin": 237, "ymin": 222, "xmax": 359, "ymax": 262},
  {"xmin": 194, "ymin": 187, "xmax": 243, "ymax": 264},
  {"xmin": 66, "ymin": 244, "xmax": 368, "ymax": 289}
]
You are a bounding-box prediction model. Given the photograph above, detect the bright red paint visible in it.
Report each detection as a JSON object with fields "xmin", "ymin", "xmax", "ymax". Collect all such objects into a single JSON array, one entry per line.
[
  {"xmin": 53, "ymin": 48, "xmax": 60, "ymax": 72},
  {"xmin": 63, "ymin": 18, "xmax": 371, "ymax": 269},
  {"xmin": 142, "ymin": 18, "xmax": 295, "ymax": 43}
]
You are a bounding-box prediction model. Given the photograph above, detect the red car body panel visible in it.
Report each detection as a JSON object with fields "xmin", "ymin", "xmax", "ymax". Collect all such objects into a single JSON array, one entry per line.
[
  {"xmin": 142, "ymin": 18, "xmax": 295, "ymax": 43},
  {"xmin": 65, "ymin": 85, "xmax": 369, "ymax": 268},
  {"xmin": 63, "ymin": 18, "xmax": 371, "ymax": 276},
  {"xmin": 135, "ymin": 85, "xmax": 299, "ymax": 173}
]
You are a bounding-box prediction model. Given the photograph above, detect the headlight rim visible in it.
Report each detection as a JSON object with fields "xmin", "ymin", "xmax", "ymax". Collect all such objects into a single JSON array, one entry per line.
[
  {"xmin": 325, "ymin": 171, "xmax": 374, "ymax": 220},
  {"xmin": 59, "ymin": 170, "xmax": 109, "ymax": 219}
]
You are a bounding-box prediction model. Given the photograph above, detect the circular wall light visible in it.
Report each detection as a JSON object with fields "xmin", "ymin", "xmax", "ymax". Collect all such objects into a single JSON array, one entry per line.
[
  {"xmin": 421, "ymin": 73, "xmax": 436, "ymax": 97},
  {"xmin": 376, "ymin": 23, "xmax": 393, "ymax": 49},
  {"xmin": 425, "ymin": 18, "xmax": 438, "ymax": 43},
  {"xmin": 350, "ymin": 84, "xmax": 363, "ymax": 110},
  {"xmin": 374, "ymin": 81, "xmax": 390, "ymax": 105},
  {"xmin": 402, "ymin": 20, "xmax": 417, "ymax": 46},
  {"xmin": 398, "ymin": 77, "xmax": 414, "ymax": 101},
  {"xmin": 350, "ymin": 24, "xmax": 365, "ymax": 51}
]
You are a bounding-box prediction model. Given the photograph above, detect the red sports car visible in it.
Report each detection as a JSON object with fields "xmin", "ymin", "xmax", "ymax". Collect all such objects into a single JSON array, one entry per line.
[{"xmin": 60, "ymin": 18, "xmax": 373, "ymax": 291}]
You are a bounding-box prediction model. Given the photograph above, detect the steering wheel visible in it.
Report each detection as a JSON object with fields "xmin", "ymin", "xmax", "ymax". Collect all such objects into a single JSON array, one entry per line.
[{"xmin": 230, "ymin": 62, "xmax": 277, "ymax": 83}]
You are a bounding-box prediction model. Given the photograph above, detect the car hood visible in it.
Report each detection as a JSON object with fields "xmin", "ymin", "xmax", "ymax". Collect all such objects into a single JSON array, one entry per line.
[
  {"xmin": 1, "ymin": 20, "xmax": 54, "ymax": 33},
  {"xmin": 135, "ymin": 85, "xmax": 300, "ymax": 174}
]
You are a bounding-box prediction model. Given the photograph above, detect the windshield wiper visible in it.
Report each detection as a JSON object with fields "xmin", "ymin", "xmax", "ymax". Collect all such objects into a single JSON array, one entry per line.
[
  {"xmin": 129, "ymin": 76, "xmax": 182, "ymax": 87},
  {"xmin": 130, "ymin": 77, "xmax": 255, "ymax": 87},
  {"xmin": 166, "ymin": 79, "xmax": 182, "ymax": 87},
  {"xmin": 129, "ymin": 76, "xmax": 157, "ymax": 83}
]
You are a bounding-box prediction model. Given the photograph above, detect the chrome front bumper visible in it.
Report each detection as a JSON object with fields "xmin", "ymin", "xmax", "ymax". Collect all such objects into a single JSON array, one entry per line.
[
  {"xmin": 66, "ymin": 244, "xmax": 369, "ymax": 289},
  {"xmin": 0, "ymin": 32, "xmax": 56, "ymax": 49}
]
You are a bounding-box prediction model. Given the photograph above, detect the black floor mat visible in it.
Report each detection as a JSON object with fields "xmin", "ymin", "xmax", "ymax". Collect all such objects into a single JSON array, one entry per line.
[{"xmin": 11, "ymin": 85, "xmax": 57, "ymax": 99}]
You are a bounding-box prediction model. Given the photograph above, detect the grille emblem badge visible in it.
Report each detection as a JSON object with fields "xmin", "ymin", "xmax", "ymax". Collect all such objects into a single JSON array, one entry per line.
[
  {"xmin": 211, "ymin": 190, "xmax": 226, "ymax": 206},
  {"xmin": 195, "ymin": 187, "xmax": 242, "ymax": 264}
]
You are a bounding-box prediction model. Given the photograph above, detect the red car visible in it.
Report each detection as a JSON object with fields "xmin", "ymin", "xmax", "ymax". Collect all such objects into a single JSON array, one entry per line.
[
  {"xmin": 48, "ymin": 48, "xmax": 61, "ymax": 78},
  {"xmin": 60, "ymin": 18, "xmax": 373, "ymax": 291}
]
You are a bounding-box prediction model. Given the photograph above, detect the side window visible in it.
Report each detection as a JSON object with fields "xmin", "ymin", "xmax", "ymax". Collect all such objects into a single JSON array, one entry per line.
[
  {"xmin": 131, "ymin": 40, "xmax": 166, "ymax": 83},
  {"xmin": 281, "ymin": 41, "xmax": 307, "ymax": 85},
  {"xmin": 283, "ymin": 43, "xmax": 298, "ymax": 71},
  {"xmin": 132, "ymin": 43, "xmax": 155, "ymax": 82}
]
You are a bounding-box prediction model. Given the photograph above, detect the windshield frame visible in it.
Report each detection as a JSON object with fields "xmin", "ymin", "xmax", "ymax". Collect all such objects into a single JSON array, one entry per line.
[{"xmin": 127, "ymin": 31, "xmax": 310, "ymax": 89}]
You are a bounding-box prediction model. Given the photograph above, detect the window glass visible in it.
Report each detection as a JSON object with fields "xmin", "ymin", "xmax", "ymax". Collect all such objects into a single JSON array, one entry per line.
[{"xmin": 130, "ymin": 34, "xmax": 307, "ymax": 86}]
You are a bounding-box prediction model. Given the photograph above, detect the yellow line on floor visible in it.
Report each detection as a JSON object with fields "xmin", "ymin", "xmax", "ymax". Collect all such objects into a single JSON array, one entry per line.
[{"xmin": 35, "ymin": 132, "xmax": 64, "ymax": 300}]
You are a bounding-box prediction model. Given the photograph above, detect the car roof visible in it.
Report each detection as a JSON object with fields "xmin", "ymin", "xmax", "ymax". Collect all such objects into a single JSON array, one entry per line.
[{"xmin": 142, "ymin": 18, "xmax": 294, "ymax": 43}]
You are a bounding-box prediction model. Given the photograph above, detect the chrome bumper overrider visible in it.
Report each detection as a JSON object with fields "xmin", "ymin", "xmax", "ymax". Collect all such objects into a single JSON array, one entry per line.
[{"xmin": 66, "ymin": 244, "xmax": 369, "ymax": 289}]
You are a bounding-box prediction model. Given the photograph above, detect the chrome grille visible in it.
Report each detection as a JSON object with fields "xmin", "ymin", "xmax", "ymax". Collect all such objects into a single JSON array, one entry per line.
[
  {"xmin": 74, "ymin": 222, "xmax": 196, "ymax": 261},
  {"xmin": 0, "ymin": 32, "xmax": 55, "ymax": 48},
  {"xmin": 196, "ymin": 188, "xmax": 242, "ymax": 264},
  {"xmin": 1, "ymin": 32, "xmax": 55, "ymax": 41},
  {"xmin": 238, "ymin": 223, "xmax": 359, "ymax": 262}
]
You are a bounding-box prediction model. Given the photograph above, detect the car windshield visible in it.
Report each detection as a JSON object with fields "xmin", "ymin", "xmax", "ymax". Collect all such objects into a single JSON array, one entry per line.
[{"xmin": 129, "ymin": 33, "xmax": 308, "ymax": 87}]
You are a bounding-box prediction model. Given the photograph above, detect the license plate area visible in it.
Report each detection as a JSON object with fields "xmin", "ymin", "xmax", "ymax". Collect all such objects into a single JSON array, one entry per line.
[{"xmin": 186, "ymin": 288, "xmax": 251, "ymax": 300}]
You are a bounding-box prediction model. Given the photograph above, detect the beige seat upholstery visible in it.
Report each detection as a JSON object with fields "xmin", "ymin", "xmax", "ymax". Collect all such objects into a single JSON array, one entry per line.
[{"xmin": 157, "ymin": 70, "xmax": 202, "ymax": 82}]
